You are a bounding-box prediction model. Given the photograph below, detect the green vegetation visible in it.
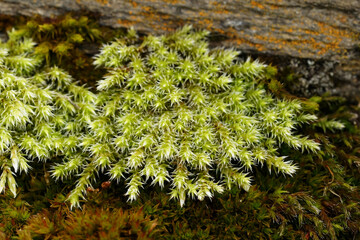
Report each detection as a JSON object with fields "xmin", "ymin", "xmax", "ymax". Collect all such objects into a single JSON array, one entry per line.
[
  {"xmin": 59, "ymin": 26, "xmax": 322, "ymax": 207},
  {"xmin": 17, "ymin": 206, "xmax": 157, "ymax": 239},
  {"xmin": 0, "ymin": 32, "xmax": 96, "ymax": 198},
  {"xmin": 0, "ymin": 15, "xmax": 359, "ymax": 240},
  {"xmin": 0, "ymin": 14, "xmax": 125, "ymax": 88}
]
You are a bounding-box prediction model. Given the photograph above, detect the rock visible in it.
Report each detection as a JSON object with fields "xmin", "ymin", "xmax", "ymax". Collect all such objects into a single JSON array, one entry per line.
[{"xmin": 0, "ymin": 0, "xmax": 359, "ymax": 99}]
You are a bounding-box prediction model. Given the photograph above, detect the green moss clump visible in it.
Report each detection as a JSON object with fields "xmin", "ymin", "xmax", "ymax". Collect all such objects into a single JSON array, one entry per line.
[
  {"xmin": 0, "ymin": 32, "xmax": 96, "ymax": 197},
  {"xmin": 51, "ymin": 26, "xmax": 322, "ymax": 207},
  {"xmin": 5, "ymin": 14, "xmax": 125, "ymax": 88},
  {"xmin": 0, "ymin": 196, "xmax": 31, "ymax": 238}
]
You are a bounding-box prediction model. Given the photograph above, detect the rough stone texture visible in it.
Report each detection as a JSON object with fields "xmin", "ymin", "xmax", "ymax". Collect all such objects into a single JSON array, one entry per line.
[{"xmin": 1, "ymin": 0, "xmax": 359, "ymax": 99}]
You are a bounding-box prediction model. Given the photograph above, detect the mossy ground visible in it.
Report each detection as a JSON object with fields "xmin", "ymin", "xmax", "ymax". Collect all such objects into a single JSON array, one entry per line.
[{"xmin": 0, "ymin": 14, "xmax": 359, "ymax": 240}]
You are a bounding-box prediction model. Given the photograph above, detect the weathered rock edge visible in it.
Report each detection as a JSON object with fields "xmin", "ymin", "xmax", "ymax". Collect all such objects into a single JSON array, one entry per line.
[{"xmin": 1, "ymin": 0, "xmax": 359, "ymax": 99}]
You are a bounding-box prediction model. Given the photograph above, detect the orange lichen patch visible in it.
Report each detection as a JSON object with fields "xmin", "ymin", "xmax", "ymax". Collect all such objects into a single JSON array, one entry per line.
[
  {"xmin": 138, "ymin": 6, "xmax": 179, "ymax": 32},
  {"xmin": 209, "ymin": 1, "xmax": 229, "ymax": 14},
  {"xmin": 211, "ymin": 1, "xmax": 222, "ymax": 6},
  {"xmin": 130, "ymin": 0, "xmax": 138, "ymax": 8},
  {"xmin": 214, "ymin": 28, "xmax": 225, "ymax": 35},
  {"xmin": 231, "ymin": 38, "xmax": 265, "ymax": 52},
  {"xmin": 159, "ymin": 26, "xmax": 176, "ymax": 31},
  {"xmin": 197, "ymin": 18, "xmax": 214, "ymax": 31},
  {"xmin": 198, "ymin": 11, "xmax": 208, "ymax": 17},
  {"xmin": 162, "ymin": 0, "xmax": 185, "ymax": 4},
  {"xmin": 214, "ymin": 9, "xmax": 230, "ymax": 14},
  {"xmin": 248, "ymin": 0, "xmax": 283, "ymax": 11},
  {"xmin": 96, "ymin": 0, "xmax": 109, "ymax": 4},
  {"xmin": 251, "ymin": 35, "xmax": 292, "ymax": 49},
  {"xmin": 269, "ymin": 4, "xmax": 279, "ymax": 10},
  {"xmin": 297, "ymin": 21, "xmax": 358, "ymax": 55},
  {"xmin": 224, "ymin": 27, "xmax": 239, "ymax": 38},
  {"xmin": 142, "ymin": 0, "xmax": 185, "ymax": 4},
  {"xmin": 130, "ymin": 15, "xmax": 141, "ymax": 21},
  {"xmin": 76, "ymin": 0, "xmax": 109, "ymax": 5},
  {"xmin": 141, "ymin": 6, "xmax": 152, "ymax": 12},
  {"xmin": 250, "ymin": 0, "xmax": 265, "ymax": 10},
  {"xmin": 336, "ymin": 14, "xmax": 348, "ymax": 24},
  {"xmin": 315, "ymin": 21, "xmax": 358, "ymax": 39},
  {"xmin": 296, "ymin": 39, "xmax": 341, "ymax": 55},
  {"xmin": 140, "ymin": 7, "xmax": 163, "ymax": 22},
  {"xmin": 254, "ymin": 34, "xmax": 315, "ymax": 54},
  {"xmin": 299, "ymin": 21, "xmax": 359, "ymax": 41},
  {"xmin": 219, "ymin": 20, "xmax": 352, "ymax": 57},
  {"xmin": 250, "ymin": 25, "xmax": 356, "ymax": 56},
  {"xmin": 261, "ymin": 0, "xmax": 282, "ymax": 3},
  {"xmin": 117, "ymin": 19, "xmax": 138, "ymax": 27},
  {"xmin": 220, "ymin": 28, "xmax": 266, "ymax": 52},
  {"xmin": 226, "ymin": 16, "xmax": 359, "ymax": 57}
]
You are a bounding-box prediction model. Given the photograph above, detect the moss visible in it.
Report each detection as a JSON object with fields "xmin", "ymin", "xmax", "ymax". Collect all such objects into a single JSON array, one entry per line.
[
  {"xmin": 17, "ymin": 205, "xmax": 157, "ymax": 240},
  {"xmin": 1, "ymin": 13, "xmax": 126, "ymax": 89}
]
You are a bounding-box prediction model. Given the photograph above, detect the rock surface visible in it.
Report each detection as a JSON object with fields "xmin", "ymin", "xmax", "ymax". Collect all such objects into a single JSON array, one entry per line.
[{"xmin": 1, "ymin": 0, "xmax": 359, "ymax": 99}]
